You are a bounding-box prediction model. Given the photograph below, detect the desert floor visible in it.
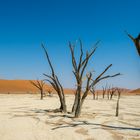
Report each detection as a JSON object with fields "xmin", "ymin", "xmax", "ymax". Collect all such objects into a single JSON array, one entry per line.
[{"xmin": 0, "ymin": 94, "xmax": 140, "ymax": 140}]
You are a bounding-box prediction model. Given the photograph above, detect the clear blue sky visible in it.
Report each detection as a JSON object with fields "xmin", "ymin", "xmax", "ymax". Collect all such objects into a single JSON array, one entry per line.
[{"xmin": 0, "ymin": 0, "xmax": 140, "ymax": 89}]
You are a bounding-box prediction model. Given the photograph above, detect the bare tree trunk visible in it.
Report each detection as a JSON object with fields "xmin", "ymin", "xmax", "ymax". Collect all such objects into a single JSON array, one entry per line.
[
  {"xmin": 75, "ymin": 95, "xmax": 86, "ymax": 118},
  {"xmin": 90, "ymin": 88, "xmax": 95, "ymax": 100},
  {"xmin": 72, "ymin": 90, "xmax": 79, "ymax": 113},
  {"xmin": 110, "ymin": 93, "xmax": 114, "ymax": 100},
  {"xmin": 102, "ymin": 85, "xmax": 107, "ymax": 99},
  {"xmin": 115, "ymin": 88, "xmax": 121, "ymax": 117},
  {"xmin": 75, "ymin": 99, "xmax": 83, "ymax": 118},
  {"xmin": 103, "ymin": 93, "xmax": 105, "ymax": 99},
  {"xmin": 93, "ymin": 92, "xmax": 95, "ymax": 100},
  {"xmin": 75, "ymin": 101, "xmax": 81, "ymax": 117},
  {"xmin": 42, "ymin": 45, "xmax": 67, "ymax": 113},
  {"xmin": 110, "ymin": 88, "xmax": 116, "ymax": 100},
  {"xmin": 116, "ymin": 99, "xmax": 119, "ymax": 117},
  {"xmin": 41, "ymin": 90, "xmax": 43, "ymax": 100},
  {"xmin": 62, "ymin": 94, "xmax": 67, "ymax": 113},
  {"xmin": 30, "ymin": 80, "xmax": 45, "ymax": 100}
]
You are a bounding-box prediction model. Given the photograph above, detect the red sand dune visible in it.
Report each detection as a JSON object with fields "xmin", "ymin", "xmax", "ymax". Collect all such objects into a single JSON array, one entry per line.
[
  {"xmin": 129, "ymin": 88, "xmax": 140, "ymax": 94},
  {"xmin": 0, "ymin": 79, "xmax": 139, "ymax": 95},
  {"xmin": 0, "ymin": 79, "xmax": 75, "ymax": 94}
]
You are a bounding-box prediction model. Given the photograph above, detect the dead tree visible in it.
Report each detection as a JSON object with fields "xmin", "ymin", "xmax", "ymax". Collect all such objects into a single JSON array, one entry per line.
[
  {"xmin": 110, "ymin": 87, "xmax": 117, "ymax": 100},
  {"xmin": 125, "ymin": 31, "xmax": 140, "ymax": 56},
  {"xmin": 102, "ymin": 84, "xmax": 107, "ymax": 99},
  {"xmin": 69, "ymin": 40, "xmax": 99, "ymax": 117},
  {"xmin": 90, "ymin": 65, "xmax": 120, "ymax": 101},
  {"xmin": 30, "ymin": 80, "xmax": 45, "ymax": 100},
  {"xmin": 90, "ymin": 87, "xmax": 96, "ymax": 100},
  {"xmin": 107, "ymin": 86, "xmax": 111, "ymax": 100},
  {"xmin": 115, "ymin": 88, "xmax": 122, "ymax": 117},
  {"xmin": 42, "ymin": 44, "xmax": 67, "ymax": 113},
  {"xmin": 69, "ymin": 40, "xmax": 121, "ymax": 117}
]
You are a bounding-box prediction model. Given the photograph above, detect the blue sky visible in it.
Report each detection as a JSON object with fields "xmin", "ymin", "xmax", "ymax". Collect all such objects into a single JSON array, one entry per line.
[{"xmin": 0, "ymin": 0, "xmax": 140, "ymax": 89}]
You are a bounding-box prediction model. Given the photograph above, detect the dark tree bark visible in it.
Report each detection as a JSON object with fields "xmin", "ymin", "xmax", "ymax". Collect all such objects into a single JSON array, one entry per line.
[
  {"xmin": 102, "ymin": 84, "xmax": 107, "ymax": 99},
  {"xmin": 69, "ymin": 40, "xmax": 121, "ymax": 117},
  {"xmin": 110, "ymin": 87, "xmax": 117, "ymax": 100},
  {"xmin": 115, "ymin": 88, "xmax": 122, "ymax": 117},
  {"xmin": 30, "ymin": 80, "xmax": 45, "ymax": 100},
  {"xmin": 125, "ymin": 31, "xmax": 140, "ymax": 56},
  {"xmin": 42, "ymin": 44, "xmax": 67, "ymax": 113},
  {"xmin": 69, "ymin": 40, "xmax": 98, "ymax": 117}
]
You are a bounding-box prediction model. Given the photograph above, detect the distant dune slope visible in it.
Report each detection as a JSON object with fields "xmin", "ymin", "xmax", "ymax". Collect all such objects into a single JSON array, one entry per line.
[
  {"xmin": 0, "ymin": 80, "xmax": 75, "ymax": 94},
  {"xmin": 0, "ymin": 79, "xmax": 139, "ymax": 95},
  {"xmin": 129, "ymin": 88, "xmax": 140, "ymax": 94}
]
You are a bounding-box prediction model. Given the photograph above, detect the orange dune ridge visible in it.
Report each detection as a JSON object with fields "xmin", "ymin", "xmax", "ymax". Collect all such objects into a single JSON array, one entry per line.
[
  {"xmin": 0, "ymin": 79, "xmax": 139, "ymax": 95},
  {"xmin": 129, "ymin": 88, "xmax": 140, "ymax": 94},
  {"xmin": 0, "ymin": 79, "xmax": 75, "ymax": 94}
]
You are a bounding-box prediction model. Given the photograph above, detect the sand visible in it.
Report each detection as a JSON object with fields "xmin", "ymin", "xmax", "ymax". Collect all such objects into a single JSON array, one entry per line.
[
  {"xmin": 0, "ymin": 80, "xmax": 75, "ymax": 94},
  {"xmin": 0, "ymin": 94, "xmax": 140, "ymax": 140}
]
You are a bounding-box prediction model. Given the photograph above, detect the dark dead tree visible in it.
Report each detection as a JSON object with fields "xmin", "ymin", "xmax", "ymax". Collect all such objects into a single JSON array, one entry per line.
[
  {"xmin": 69, "ymin": 40, "xmax": 99, "ymax": 117},
  {"xmin": 30, "ymin": 80, "xmax": 45, "ymax": 100},
  {"xmin": 90, "ymin": 65, "xmax": 120, "ymax": 101},
  {"xmin": 69, "ymin": 40, "xmax": 121, "ymax": 117},
  {"xmin": 102, "ymin": 84, "xmax": 107, "ymax": 99},
  {"xmin": 115, "ymin": 88, "xmax": 122, "ymax": 117},
  {"xmin": 84, "ymin": 65, "xmax": 120, "ymax": 117},
  {"xmin": 42, "ymin": 44, "xmax": 67, "ymax": 113},
  {"xmin": 110, "ymin": 87, "xmax": 117, "ymax": 100},
  {"xmin": 125, "ymin": 31, "xmax": 140, "ymax": 56}
]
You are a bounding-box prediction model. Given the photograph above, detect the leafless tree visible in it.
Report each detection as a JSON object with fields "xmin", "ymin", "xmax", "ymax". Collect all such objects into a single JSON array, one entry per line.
[
  {"xmin": 69, "ymin": 40, "xmax": 121, "ymax": 117},
  {"xmin": 125, "ymin": 31, "xmax": 140, "ymax": 56},
  {"xmin": 42, "ymin": 44, "xmax": 67, "ymax": 113},
  {"xmin": 102, "ymin": 84, "xmax": 107, "ymax": 99},
  {"xmin": 110, "ymin": 87, "xmax": 117, "ymax": 100},
  {"xmin": 115, "ymin": 88, "xmax": 122, "ymax": 117},
  {"xmin": 30, "ymin": 80, "xmax": 45, "ymax": 100},
  {"xmin": 107, "ymin": 86, "xmax": 111, "ymax": 100},
  {"xmin": 90, "ymin": 86, "xmax": 96, "ymax": 100}
]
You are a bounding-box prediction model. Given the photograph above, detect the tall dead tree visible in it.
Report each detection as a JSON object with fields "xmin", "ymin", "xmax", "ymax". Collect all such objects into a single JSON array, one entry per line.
[
  {"xmin": 69, "ymin": 40, "xmax": 121, "ymax": 117},
  {"xmin": 30, "ymin": 80, "xmax": 45, "ymax": 100},
  {"xmin": 69, "ymin": 40, "xmax": 98, "ymax": 117},
  {"xmin": 42, "ymin": 44, "xmax": 67, "ymax": 113},
  {"xmin": 125, "ymin": 31, "xmax": 140, "ymax": 56}
]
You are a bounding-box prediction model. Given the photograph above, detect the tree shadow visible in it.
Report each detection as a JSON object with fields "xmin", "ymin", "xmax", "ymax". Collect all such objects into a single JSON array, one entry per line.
[
  {"xmin": 7, "ymin": 107, "xmax": 140, "ymax": 132},
  {"xmin": 52, "ymin": 120, "xmax": 140, "ymax": 131}
]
